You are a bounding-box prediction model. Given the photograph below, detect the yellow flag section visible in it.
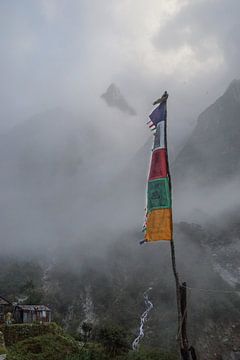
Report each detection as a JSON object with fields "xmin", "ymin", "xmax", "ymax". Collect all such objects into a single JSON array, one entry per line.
[{"xmin": 145, "ymin": 209, "xmax": 172, "ymax": 241}]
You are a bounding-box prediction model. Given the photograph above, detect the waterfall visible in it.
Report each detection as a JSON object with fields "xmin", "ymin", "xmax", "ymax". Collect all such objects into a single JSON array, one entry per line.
[{"xmin": 132, "ymin": 287, "xmax": 153, "ymax": 350}]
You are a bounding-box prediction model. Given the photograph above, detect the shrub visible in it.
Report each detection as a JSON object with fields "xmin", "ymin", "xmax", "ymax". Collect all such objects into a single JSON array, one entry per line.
[
  {"xmin": 117, "ymin": 348, "xmax": 177, "ymax": 360},
  {"xmin": 96, "ymin": 324, "xmax": 129, "ymax": 357},
  {"xmin": 7, "ymin": 333, "xmax": 81, "ymax": 360}
]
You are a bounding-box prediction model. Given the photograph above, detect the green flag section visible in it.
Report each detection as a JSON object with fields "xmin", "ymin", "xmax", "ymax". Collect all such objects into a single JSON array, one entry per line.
[{"xmin": 147, "ymin": 178, "xmax": 171, "ymax": 211}]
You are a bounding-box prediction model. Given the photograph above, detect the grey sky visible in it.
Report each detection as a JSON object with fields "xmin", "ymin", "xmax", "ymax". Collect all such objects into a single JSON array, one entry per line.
[
  {"xmin": 0, "ymin": 0, "xmax": 239, "ymax": 138},
  {"xmin": 0, "ymin": 0, "xmax": 240, "ymax": 257}
]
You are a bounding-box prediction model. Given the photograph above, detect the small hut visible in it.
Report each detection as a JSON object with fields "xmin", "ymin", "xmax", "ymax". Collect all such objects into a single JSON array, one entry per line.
[
  {"xmin": 0, "ymin": 296, "xmax": 12, "ymax": 324},
  {"xmin": 14, "ymin": 305, "xmax": 51, "ymax": 324}
]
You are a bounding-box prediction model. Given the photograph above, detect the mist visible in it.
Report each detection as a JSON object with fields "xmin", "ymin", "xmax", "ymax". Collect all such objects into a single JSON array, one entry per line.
[
  {"xmin": 0, "ymin": 1, "xmax": 240, "ymax": 254},
  {"xmin": 0, "ymin": 1, "xmax": 239, "ymax": 284},
  {"xmin": 1, "ymin": 3, "xmax": 240, "ymax": 357}
]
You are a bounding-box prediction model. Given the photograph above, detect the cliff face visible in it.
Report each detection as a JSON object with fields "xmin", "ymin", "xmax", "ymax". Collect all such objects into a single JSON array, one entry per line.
[{"xmin": 173, "ymin": 79, "xmax": 240, "ymax": 188}]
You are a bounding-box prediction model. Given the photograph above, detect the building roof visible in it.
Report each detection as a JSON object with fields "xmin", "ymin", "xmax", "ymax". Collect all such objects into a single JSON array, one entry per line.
[
  {"xmin": 15, "ymin": 305, "xmax": 51, "ymax": 311},
  {"xmin": 0, "ymin": 295, "xmax": 11, "ymax": 305}
]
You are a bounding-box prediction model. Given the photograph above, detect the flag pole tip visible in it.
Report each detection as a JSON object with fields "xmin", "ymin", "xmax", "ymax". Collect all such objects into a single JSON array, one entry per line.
[{"xmin": 152, "ymin": 91, "xmax": 169, "ymax": 106}]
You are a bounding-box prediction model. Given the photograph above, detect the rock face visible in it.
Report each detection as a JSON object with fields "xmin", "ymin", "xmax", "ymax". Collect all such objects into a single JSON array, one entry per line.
[
  {"xmin": 101, "ymin": 83, "xmax": 136, "ymax": 115},
  {"xmin": 173, "ymin": 79, "xmax": 240, "ymax": 187}
]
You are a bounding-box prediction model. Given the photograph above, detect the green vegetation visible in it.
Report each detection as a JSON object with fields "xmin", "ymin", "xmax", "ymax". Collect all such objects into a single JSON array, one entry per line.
[
  {"xmin": 0, "ymin": 345, "xmax": 7, "ymax": 355},
  {"xmin": 66, "ymin": 343, "xmax": 110, "ymax": 360},
  {"xmin": 1, "ymin": 323, "xmax": 61, "ymax": 347},
  {"xmin": 3, "ymin": 322, "xmax": 177, "ymax": 360},
  {"xmin": 0, "ymin": 220, "xmax": 239, "ymax": 359},
  {"xmin": 96, "ymin": 324, "xmax": 129, "ymax": 357},
  {"xmin": 118, "ymin": 349, "xmax": 177, "ymax": 360},
  {"xmin": 7, "ymin": 333, "xmax": 80, "ymax": 360},
  {"xmin": 65, "ymin": 346, "xmax": 177, "ymax": 360},
  {"xmin": 6, "ymin": 334, "xmax": 177, "ymax": 360}
]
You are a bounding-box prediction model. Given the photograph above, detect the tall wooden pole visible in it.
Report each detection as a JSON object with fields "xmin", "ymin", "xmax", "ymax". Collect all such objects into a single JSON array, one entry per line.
[
  {"xmin": 180, "ymin": 282, "xmax": 190, "ymax": 358},
  {"xmin": 164, "ymin": 95, "xmax": 190, "ymax": 359}
]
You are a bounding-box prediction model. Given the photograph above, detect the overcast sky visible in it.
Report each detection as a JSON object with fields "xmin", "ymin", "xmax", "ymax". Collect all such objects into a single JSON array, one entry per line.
[{"xmin": 1, "ymin": 0, "xmax": 240, "ymax": 136}]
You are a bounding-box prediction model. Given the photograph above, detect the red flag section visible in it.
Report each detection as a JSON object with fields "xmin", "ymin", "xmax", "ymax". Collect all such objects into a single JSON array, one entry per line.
[{"xmin": 148, "ymin": 149, "xmax": 167, "ymax": 180}]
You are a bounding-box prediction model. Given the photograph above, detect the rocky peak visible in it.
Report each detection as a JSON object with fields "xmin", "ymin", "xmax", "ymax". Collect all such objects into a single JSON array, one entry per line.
[
  {"xmin": 101, "ymin": 83, "xmax": 136, "ymax": 116},
  {"xmin": 224, "ymin": 79, "xmax": 240, "ymax": 103},
  {"xmin": 106, "ymin": 83, "xmax": 121, "ymax": 99},
  {"xmin": 173, "ymin": 79, "xmax": 240, "ymax": 188}
]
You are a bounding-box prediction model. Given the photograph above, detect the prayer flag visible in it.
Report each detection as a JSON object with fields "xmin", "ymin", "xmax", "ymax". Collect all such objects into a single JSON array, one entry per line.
[{"xmin": 144, "ymin": 98, "xmax": 173, "ymax": 242}]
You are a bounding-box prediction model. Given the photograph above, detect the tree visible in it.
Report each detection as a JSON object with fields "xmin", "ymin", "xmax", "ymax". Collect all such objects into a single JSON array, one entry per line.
[
  {"xmin": 81, "ymin": 322, "xmax": 93, "ymax": 344},
  {"xmin": 97, "ymin": 324, "xmax": 129, "ymax": 357}
]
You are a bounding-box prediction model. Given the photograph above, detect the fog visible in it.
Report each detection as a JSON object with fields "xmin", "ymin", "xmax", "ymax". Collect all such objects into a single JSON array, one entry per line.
[
  {"xmin": 2, "ymin": 1, "xmax": 240, "ymax": 128},
  {"xmin": 0, "ymin": 0, "xmax": 240, "ymax": 260}
]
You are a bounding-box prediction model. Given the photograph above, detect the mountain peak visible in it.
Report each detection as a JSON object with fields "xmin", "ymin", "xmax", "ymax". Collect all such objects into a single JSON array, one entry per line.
[
  {"xmin": 173, "ymin": 79, "xmax": 240, "ymax": 189},
  {"xmin": 101, "ymin": 83, "xmax": 136, "ymax": 116},
  {"xmin": 227, "ymin": 78, "xmax": 240, "ymax": 89},
  {"xmin": 107, "ymin": 83, "xmax": 121, "ymax": 98},
  {"xmin": 223, "ymin": 79, "xmax": 240, "ymax": 103}
]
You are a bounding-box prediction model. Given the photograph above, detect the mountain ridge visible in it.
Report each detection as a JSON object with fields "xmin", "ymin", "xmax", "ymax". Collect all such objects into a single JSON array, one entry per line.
[{"xmin": 173, "ymin": 78, "xmax": 240, "ymax": 188}]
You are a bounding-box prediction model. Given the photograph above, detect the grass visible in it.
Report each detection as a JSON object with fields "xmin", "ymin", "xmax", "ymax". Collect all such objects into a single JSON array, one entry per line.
[{"xmin": 7, "ymin": 333, "xmax": 81, "ymax": 360}]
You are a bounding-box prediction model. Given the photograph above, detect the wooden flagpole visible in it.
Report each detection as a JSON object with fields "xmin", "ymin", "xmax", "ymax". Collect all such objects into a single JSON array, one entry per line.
[{"xmin": 164, "ymin": 94, "xmax": 191, "ymax": 359}]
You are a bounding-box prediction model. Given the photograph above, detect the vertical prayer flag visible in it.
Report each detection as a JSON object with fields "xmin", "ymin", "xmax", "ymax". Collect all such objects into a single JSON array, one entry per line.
[{"xmin": 144, "ymin": 98, "xmax": 173, "ymax": 242}]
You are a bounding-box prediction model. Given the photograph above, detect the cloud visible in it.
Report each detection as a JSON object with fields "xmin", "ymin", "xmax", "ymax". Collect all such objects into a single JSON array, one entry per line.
[
  {"xmin": 40, "ymin": 0, "xmax": 62, "ymax": 23},
  {"xmin": 153, "ymin": 0, "xmax": 240, "ymax": 78},
  {"xmin": 0, "ymin": 0, "xmax": 240, "ymax": 257},
  {"xmin": 0, "ymin": 0, "xmax": 239, "ymax": 139}
]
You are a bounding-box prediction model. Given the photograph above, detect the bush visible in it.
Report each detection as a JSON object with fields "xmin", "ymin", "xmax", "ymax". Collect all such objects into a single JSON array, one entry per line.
[
  {"xmin": 0, "ymin": 345, "xmax": 7, "ymax": 355},
  {"xmin": 1, "ymin": 323, "xmax": 62, "ymax": 346},
  {"xmin": 117, "ymin": 348, "xmax": 177, "ymax": 360},
  {"xmin": 96, "ymin": 324, "xmax": 129, "ymax": 357},
  {"xmin": 66, "ymin": 342, "xmax": 109, "ymax": 360},
  {"xmin": 7, "ymin": 333, "xmax": 81, "ymax": 360}
]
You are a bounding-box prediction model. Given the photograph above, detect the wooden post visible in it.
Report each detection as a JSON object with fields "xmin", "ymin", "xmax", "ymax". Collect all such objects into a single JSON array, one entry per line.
[
  {"xmin": 170, "ymin": 239, "xmax": 183, "ymax": 351},
  {"xmin": 163, "ymin": 94, "xmax": 195, "ymax": 359},
  {"xmin": 163, "ymin": 94, "xmax": 184, "ymax": 357},
  {"xmin": 180, "ymin": 282, "xmax": 190, "ymax": 359}
]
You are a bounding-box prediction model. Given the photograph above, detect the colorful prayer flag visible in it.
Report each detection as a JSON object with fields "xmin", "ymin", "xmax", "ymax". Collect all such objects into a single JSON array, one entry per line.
[{"xmin": 144, "ymin": 98, "xmax": 173, "ymax": 242}]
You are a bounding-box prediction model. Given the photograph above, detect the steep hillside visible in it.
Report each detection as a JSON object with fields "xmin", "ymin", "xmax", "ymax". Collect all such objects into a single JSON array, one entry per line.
[
  {"xmin": 1, "ymin": 219, "xmax": 240, "ymax": 359},
  {"xmin": 173, "ymin": 79, "xmax": 240, "ymax": 188},
  {"xmin": 1, "ymin": 81, "xmax": 240, "ymax": 358}
]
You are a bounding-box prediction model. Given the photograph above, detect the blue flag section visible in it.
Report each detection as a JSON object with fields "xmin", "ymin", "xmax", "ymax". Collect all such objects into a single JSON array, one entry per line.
[{"xmin": 149, "ymin": 102, "xmax": 166, "ymax": 127}]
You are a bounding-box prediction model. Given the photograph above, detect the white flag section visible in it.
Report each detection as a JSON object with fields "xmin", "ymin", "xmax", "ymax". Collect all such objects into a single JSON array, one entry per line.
[
  {"xmin": 132, "ymin": 288, "xmax": 153, "ymax": 351},
  {"xmin": 153, "ymin": 121, "xmax": 165, "ymax": 150}
]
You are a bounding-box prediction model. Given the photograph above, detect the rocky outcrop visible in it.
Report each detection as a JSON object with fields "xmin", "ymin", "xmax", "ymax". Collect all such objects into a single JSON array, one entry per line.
[
  {"xmin": 173, "ymin": 79, "xmax": 240, "ymax": 187},
  {"xmin": 101, "ymin": 83, "xmax": 136, "ymax": 115}
]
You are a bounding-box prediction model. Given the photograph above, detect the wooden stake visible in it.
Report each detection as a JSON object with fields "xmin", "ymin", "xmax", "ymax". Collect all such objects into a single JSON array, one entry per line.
[
  {"xmin": 170, "ymin": 240, "xmax": 183, "ymax": 353},
  {"xmin": 180, "ymin": 282, "xmax": 190, "ymax": 359},
  {"xmin": 163, "ymin": 94, "xmax": 193, "ymax": 359}
]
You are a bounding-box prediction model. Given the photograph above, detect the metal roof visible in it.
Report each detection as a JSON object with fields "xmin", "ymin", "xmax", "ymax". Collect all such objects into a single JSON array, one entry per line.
[
  {"xmin": 15, "ymin": 305, "xmax": 51, "ymax": 311},
  {"xmin": 0, "ymin": 295, "xmax": 11, "ymax": 305}
]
